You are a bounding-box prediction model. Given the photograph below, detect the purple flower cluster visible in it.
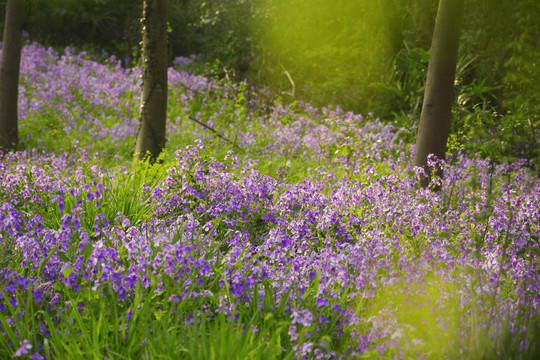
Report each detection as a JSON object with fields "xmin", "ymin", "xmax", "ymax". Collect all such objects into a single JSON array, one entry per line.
[
  {"xmin": 15, "ymin": 42, "xmax": 398, "ymax": 167},
  {"xmin": 18, "ymin": 44, "xmax": 140, "ymax": 143},
  {"xmin": 1, "ymin": 43, "xmax": 539, "ymax": 359}
]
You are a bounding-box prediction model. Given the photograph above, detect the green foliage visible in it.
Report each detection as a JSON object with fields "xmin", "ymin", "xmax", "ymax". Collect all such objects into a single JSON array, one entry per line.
[
  {"xmin": 252, "ymin": 0, "xmax": 398, "ymax": 115},
  {"xmin": 171, "ymin": 0, "xmax": 258, "ymax": 78},
  {"xmin": 375, "ymin": 45, "xmax": 429, "ymax": 135},
  {"xmin": 176, "ymin": 311, "xmax": 289, "ymax": 360},
  {"xmin": 453, "ymin": 0, "xmax": 539, "ymax": 166},
  {"xmin": 9, "ymin": 0, "xmax": 142, "ymax": 62}
]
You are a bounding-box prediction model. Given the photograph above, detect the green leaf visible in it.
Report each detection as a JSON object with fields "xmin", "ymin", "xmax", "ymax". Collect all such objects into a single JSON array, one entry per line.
[
  {"xmin": 82, "ymin": 242, "xmax": 94, "ymax": 262},
  {"xmin": 63, "ymin": 267, "xmax": 73, "ymax": 278},
  {"xmin": 57, "ymin": 251, "xmax": 69, "ymax": 262},
  {"xmin": 37, "ymin": 240, "xmax": 63, "ymax": 277}
]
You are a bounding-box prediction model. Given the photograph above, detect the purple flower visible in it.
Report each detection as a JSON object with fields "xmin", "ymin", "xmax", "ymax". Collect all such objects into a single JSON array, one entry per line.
[
  {"xmin": 291, "ymin": 308, "xmax": 314, "ymax": 327},
  {"xmin": 125, "ymin": 308, "xmax": 133, "ymax": 321},
  {"xmin": 12, "ymin": 339, "xmax": 32, "ymax": 357},
  {"xmin": 122, "ymin": 217, "xmax": 131, "ymax": 228},
  {"xmin": 9, "ymin": 296, "xmax": 18, "ymax": 308},
  {"xmin": 289, "ymin": 325, "xmax": 298, "ymax": 341}
]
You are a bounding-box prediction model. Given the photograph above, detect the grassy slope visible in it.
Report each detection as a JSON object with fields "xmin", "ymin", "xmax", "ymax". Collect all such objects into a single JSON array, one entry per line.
[{"xmin": 0, "ymin": 43, "xmax": 539, "ymax": 359}]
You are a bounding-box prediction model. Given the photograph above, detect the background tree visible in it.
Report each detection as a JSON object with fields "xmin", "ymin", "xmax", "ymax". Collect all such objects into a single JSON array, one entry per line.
[
  {"xmin": 0, "ymin": 0, "xmax": 24, "ymax": 150},
  {"xmin": 413, "ymin": 0, "xmax": 465, "ymax": 188},
  {"xmin": 135, "ymin": 0, "xmax": 168, "ymax": 161}
]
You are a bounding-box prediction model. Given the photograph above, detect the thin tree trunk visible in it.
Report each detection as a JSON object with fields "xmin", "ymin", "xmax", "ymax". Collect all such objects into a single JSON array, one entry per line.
[
  {"xmin": 135, "ymin": 0, "xmax": 168, "ymax": 161},
  {"xmin": 413, "ymin": 0, "xmax": 465, "ymax": 189},
  {"xmin": 0, "ymin": 0, "xmax": 24, "ymax": 150}
]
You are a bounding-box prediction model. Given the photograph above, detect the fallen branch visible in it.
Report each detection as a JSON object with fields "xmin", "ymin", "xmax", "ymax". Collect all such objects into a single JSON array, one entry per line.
[{"xmin": 186, "ymin": 115, "xmax": 240, "ymax": 150}]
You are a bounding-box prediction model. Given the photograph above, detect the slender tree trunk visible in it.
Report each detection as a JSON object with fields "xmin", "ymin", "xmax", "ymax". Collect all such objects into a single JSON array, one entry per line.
[
  {"xmin": 0, "ymin": 0, "xmax": 24, "ymax": 150},
  {"xmin": 135, "ymin": 0, "xmax": 168, "ymax": 161},
  {"xmin": 413, "ymin": 0, "xmax": 465, "ymax": 189}
]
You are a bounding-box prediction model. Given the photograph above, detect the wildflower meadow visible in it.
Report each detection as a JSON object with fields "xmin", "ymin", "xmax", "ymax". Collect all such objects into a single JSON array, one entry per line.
[{"xmin": 0, "ymin": 43, "xmax": 539, "ymax": 359}]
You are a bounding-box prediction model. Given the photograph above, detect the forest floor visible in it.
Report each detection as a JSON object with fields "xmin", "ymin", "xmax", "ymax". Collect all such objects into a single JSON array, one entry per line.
[{"xmin": 0, "ymin": 43, "xmax": 539, "ymax": 359}]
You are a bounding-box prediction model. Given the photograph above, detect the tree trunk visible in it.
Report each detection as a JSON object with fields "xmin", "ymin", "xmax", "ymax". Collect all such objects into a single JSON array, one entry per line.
[
  {"xmin": 413, "ymin": 0, "xmax": 465, "ymax": 189},
  {"xmin": 0, "ymin": 0, "xmax": 24, "ymax": 151},
  {"xmin": 135, "ymin": 0, "xmax": 168, "ymax": 161}
]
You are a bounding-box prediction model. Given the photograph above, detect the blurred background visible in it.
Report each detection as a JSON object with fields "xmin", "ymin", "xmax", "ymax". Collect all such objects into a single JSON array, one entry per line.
[{"xmin": 1, "ymin": 0, "xmax": 539, "ymax": 165}]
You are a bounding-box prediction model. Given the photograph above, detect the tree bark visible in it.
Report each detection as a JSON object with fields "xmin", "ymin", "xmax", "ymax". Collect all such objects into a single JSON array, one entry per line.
[
  {"xmin": 413, "ymin": 0, "xmax": 464, "ymax": 189},
  {"xmin": 0, "ymin": 0, "xmax": 24, "ymax": 151},
  {"xmin": 135, "ymin": 0, "xmax": 168, "ymax": 161}
]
